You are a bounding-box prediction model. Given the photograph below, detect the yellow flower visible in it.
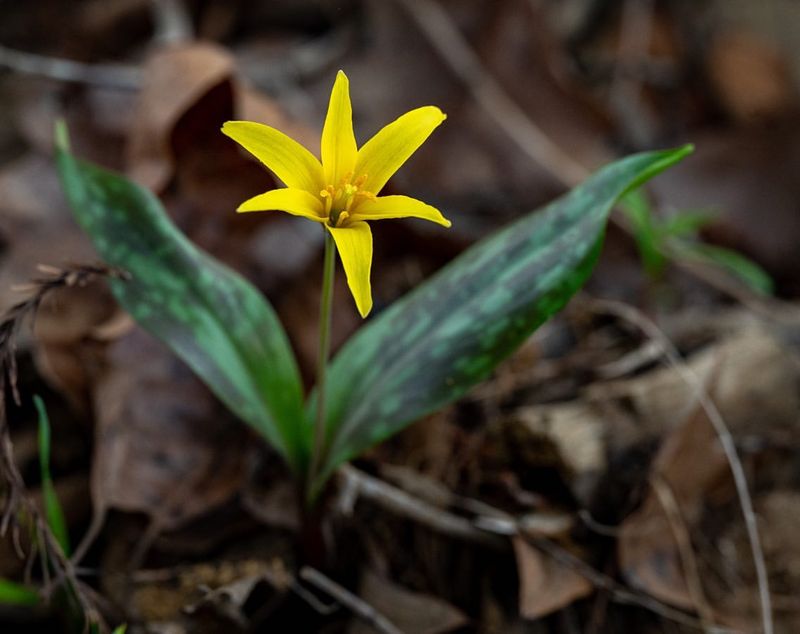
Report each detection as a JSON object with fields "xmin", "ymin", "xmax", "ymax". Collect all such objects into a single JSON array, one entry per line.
[{"xmin": 222, "ymin": 70, "xmax": 451, "ymax": 317}]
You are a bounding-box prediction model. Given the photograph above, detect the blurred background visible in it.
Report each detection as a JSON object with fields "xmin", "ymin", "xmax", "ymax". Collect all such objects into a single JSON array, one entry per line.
[{"xmin": 1, "ymin": 0, "xmax": 800, "ymax": 632}]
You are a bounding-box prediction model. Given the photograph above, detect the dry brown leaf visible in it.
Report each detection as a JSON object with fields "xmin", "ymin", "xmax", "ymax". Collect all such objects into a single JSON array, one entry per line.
[
  {"xmin": 617, "ymin": 326, "xmax": 800, "ymax": 629},
  {"xmin": 505, "ymin": 401, "xmax": 607, "ymax": 502},
  {"xmin": 512, "ymin": 536, "xmax": 592, "ymax": 620},
  {"xmin": 126, "ymin": 41, "xmax": 316, "ymax": 197},
  {"xmin": 0, "ymin": 154, "xmax": 96, "ymax": 313},
  {"xmin": 348, "ymin": 570, "xmax": 468, "ymax": 634},
  {"xmin": 126, "ymin": 42, "xmax": 236, "ymax": 192},
  {"xmin": 91, "ymin": 327, "xmax": 253, "ymax": 530},
  {"xmin": 707, "ymin": 30, "xmax": 797, "ymax": 122},
  {"xmin": 588, "ymin": 327, "xmax": 800, "ymax": 445},
  {"xmin": 618, "ymin": 401, "xmax": 728, "ymax": 611},
  {"xmin": 32, "ymin": 279, "xmax": 119, "ymax": 411},
  {"xmin": 129, "ymin": 558, "xmax": 285, "ymax": 625}
]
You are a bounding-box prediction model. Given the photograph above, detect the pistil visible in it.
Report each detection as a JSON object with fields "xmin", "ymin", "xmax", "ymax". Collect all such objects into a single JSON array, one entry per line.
[{"xmin": 320, "ymin": 173, "xmax": 375, "ymax": 227}]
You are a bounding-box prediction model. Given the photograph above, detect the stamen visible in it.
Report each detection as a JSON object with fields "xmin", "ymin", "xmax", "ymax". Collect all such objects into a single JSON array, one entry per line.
[
  {"xmin": 320, "ymin": 173, "xmax": 374, "ymax": 223},
  {"xmin": 357, "ymin": 191, "xmax": 376, "ymax": 202},
  {"xmin": 320, "ymin": 188, "xmax": 333, "ymax": 214}
]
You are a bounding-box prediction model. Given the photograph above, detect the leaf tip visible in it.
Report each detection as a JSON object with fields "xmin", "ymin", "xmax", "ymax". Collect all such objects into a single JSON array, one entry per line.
[{"xmin": 675, "ymin": 143, "xmax": 694, "ymax": 159}]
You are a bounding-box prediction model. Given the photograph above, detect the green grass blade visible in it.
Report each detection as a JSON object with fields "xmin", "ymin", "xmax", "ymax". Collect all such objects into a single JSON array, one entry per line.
[
  {"xmin": 34, "ymin": 395, "xmax": 70, "ymax": 555},
  {"xmin": 660, "ymin": 210, "xmax": 716, "ymax": 237},
  {"xmin": 682, "ymin": 243, "xmax": 774, "ymax": 295},
  {"xmin": 311, "ymin": 146, "xmax": 693, "ymax": 491},
  {"xmin": 55, "ymin": 124, "xmax": 308, "ymax": 470},
  {"xmin": 619, "ymin": 189, "xmax": 665, "ymax": 276}
]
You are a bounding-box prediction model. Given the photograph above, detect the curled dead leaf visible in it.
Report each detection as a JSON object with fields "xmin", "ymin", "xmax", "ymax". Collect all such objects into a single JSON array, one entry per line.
[{"xmin": 512, "ymin": 536, "xmax": 592, "ymax": 620}]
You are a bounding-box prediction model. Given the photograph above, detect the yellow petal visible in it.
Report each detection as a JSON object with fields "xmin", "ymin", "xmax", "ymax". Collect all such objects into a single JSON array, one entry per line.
[
  {"xmin": 354, "ymin": 106, "xmax": 446, "ymax": 195},
  {"xmin": 327, "ymin": 221, "xmax": 373, "ymax": 317},
  {"xmin": 237, "ymin": 188, "xmax": 326, "ymax": 222},
  {"xmin": 351, "ymin": 194, "xmax": 451, "ymax": 227},
  {"xmin": 222, "ymin": 121, "xmax": 323, "ymax": 193},
  {"xmin": 321, "ymin": 70, "xmax": 358, "ymax": 186}
]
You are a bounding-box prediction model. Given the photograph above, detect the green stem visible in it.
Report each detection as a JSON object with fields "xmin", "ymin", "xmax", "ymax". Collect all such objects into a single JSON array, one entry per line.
[{"xmin": 307, "ymin": 230, "xmax": 336, "ymax": 505}]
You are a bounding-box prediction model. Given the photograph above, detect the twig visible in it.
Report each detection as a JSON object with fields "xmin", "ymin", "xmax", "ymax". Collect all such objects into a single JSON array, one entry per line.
[
  {"xmin": 0, "ymin": 44, "xmax": 141, "ymax": 89},
  {"xmin": 149, "ymin": 0, "xmax": 193, "ymax": 44},
  {"xmin": 527, "ymin": 535, "xmax": 742, "ymax": 634},
  {"xmin": 337, "ymin": 464, "xmax": 505, "ymax": 548},
  {"xmin": 609, "ymin": 0, "xmax": 658, "ymax": 147},
  {"xmin": 394, "ymin": 0, "xmax": 788, "ymax": 317},
  {"xmin": 589, "ymin": 297, "xmax": 773, "ymax": 634},
  {"xmin": 0, "ymin": 263, "xmax": 128, "ymax": 632},
  {"xmin": 651, "ymin": 475, "xmax": 716, "ymax": 631},
  {"xmin": 339, "ymin": 458, "xmax": 740, "ymax": 629},
  {"xmin": 299, "ymin": 566, "xmax": 403, "ymax": 634},
  {"xmin": 70, "ymin": 509, "xmax": 106, "ymax": 568},
  {"xmin": 392, "ymin": 0, "xmax": 590, "ymax": 187}
]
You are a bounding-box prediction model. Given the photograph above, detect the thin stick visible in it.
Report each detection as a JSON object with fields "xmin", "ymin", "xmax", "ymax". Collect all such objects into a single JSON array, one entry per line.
[
  {"xmin": 340, "ymin": 465, "xmax": 740, "ymax": 630},
  {"xmin": 299, "ymin": 566, "xmax": 404, "ymax": 634},
  {"xmin": 393, "ymin": 0, "xmax": 590, "ymax": 187},
  {"xmin": 395, "ymin": 0, "xmax": 787, "ymax": 315},
  {"xmin": 0, "ymin": 264, "xmax": 126, "ymax": 631},
  {"xmin": 338, "ymin": 465, "xmax": 506, "ymax": 548},
  {"xmin": 0, "ymin": 44, "xmax": 140, "ymax": 89},
  {"xmin": 307, "ymin": 231, "xmax": 336, "ymax": 504},
  {"xmin": 149, "ymin": 0, "xmax": 193, "ymax": 44},
  {"xmin": 590, "ymin": 298, "xmax": 773, "ymax": 634},
  {"xmin": 528, "ymin": 535, "xmax": 743, "ymax": 634},
  {"xmin": 609, "ymin": 0, "xmax": 658, "ymax": 147},
  {"xmin": 651, "ymin": 475, "xmax": 716, "ymax": 631}
]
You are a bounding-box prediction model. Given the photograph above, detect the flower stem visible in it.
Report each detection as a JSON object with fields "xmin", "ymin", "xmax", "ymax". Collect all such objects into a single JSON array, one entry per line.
[{"xmin": 307, "ymin": 230, "xmax": 336, "ymax": 505}]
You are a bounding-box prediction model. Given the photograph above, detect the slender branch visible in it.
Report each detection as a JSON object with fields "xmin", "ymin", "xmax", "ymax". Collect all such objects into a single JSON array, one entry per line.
[
  {"xmin": 392, "ymin": 0, "xmax": 590, "ymax": 187},
  {"xmin": 651, "ymin": 475, "xmax": 716, "ymax": 631},
  {"xmin": 149, "ymin": 0, "xmax": 194, "ymax": 44},
  {"xmin": 0, "ymin": 264, "xmax": 127, "ymax": 631},
  {"xmin": 307, "ymin": 231, "xmax": 336, "ymax": 504},
  {"xmin": 394, "ymin": 0, "xmax": 785, "ymax": 312},
  {"xmin": 337, "ymin": 465, "xmax": 507, "ymax": 548},
  {"xmin": 299, "ymin": 566, "xmax": 404, "ymax": 634},
  {"xmin": 609, "ymin": 0, "xmax": 658, "ymax": 147},
  {"xmin": 527, "ymin": 535, "xmax": 743, "ymax": 634},
  {"xmin": 589, "ymin": 298, "xmax": 773, "ymax": 634},
  {"xmin": 341, "ymin": 465, "xmax": 739, "ymax": 632},
  {"xmin": 0, "ymin": 44, "xmax": 141, "ymax": 89}
]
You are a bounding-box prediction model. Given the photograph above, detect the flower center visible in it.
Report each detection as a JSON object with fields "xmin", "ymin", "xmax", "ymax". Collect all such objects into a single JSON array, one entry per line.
[{"xmin": 320, "ymin": 172, "xmax": 375, "ymax": 227}]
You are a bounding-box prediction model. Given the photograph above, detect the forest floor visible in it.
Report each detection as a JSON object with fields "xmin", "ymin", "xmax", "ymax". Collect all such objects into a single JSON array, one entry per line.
[{"xmin": 1, "ymin": 1, "xmax": 800, "ymax": 632}]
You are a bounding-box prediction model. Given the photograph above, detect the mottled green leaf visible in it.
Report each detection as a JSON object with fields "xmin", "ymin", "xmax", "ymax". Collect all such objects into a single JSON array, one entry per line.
[
  {"xmin": 55, "ymin": 126, "xmax": 308, "ymax": 470},
  {"xmin": 0, "ymin": 578, "xmax": 39, "ymax": 605},
  {"xmin": 34, "ymin": 395, "xmax": 70, "ymax": 555},
  {"xmin": 312, "ymin": 146, "xmax": 693, "ymax": 489}
]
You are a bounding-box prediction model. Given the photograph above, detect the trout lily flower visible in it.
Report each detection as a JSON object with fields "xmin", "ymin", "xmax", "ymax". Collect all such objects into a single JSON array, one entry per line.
[{"xmin": 222, "ymin": 70, "xmax": 451, "ymax": 317}]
